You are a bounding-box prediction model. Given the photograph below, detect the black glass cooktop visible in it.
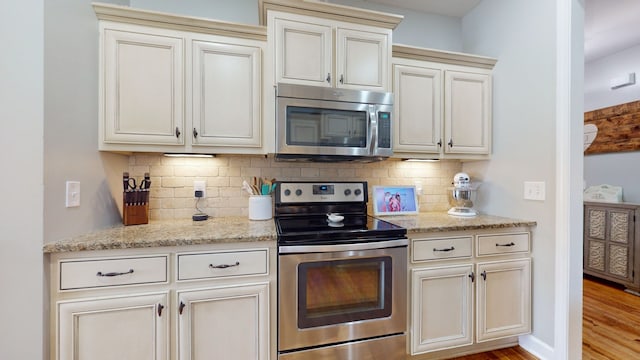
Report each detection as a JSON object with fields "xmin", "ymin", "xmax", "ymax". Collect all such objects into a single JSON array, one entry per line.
[{"xmin": 275, "ymin": 214, "xmax": 406, "ymax": 245}]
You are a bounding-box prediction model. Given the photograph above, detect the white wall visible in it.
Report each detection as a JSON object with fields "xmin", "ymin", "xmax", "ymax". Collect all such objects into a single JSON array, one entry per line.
[
  {"xmin": 331, "ymin": 0, "xmax": 464, "ymax": 52},
  {"xmin": 44, "ymin": 0, "xmax": 130, "ymax": 243},
  {"xmin": 0, "ymin": 0, "xmax": 44, "ymax": 358},
  {"xmin": 584, "ymin": 44, "xmax": 640, "ymax": 203},
  {"xmin": 131, "ymin": 0, "xmax": 259, "ymax": 24},
  {"xmin": 461, "ymin": 0, "xmax": 559, "ymax": 349}
]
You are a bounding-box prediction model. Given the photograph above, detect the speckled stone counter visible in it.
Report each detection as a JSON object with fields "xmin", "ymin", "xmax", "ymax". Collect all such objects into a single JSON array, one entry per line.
[
  {"xmin": 43, "ymin": 213, "xmax": 535, "ymax": 253},
  {"xmin": 385, "ymin": 213, "xmax": 536, "ymax": 234},
  {"xmin": 43, "ymin": 216, "xmax": 276, "ymax": 253}
]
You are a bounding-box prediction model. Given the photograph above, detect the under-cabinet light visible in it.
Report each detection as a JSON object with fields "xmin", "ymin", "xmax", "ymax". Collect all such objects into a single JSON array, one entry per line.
[
  {"xmin": 402, "ymin": 158, "xmax": 440, "ymax": 162},
  {"xmin": 163, "ymin": 153, "xmax": 215, "ymax": 158}
]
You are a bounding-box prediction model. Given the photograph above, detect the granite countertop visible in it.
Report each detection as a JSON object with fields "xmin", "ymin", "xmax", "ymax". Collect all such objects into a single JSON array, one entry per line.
[{"xmin": 43, "ymin": 213, "xmax": 536, "ymax": 254}]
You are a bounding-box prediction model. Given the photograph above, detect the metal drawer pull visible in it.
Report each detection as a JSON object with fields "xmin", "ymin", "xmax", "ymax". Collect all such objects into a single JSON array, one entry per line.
[
  {"xmin": 469, "ymin": 272, "xmax": 475, "ymax": 282},
  {"xmin": 209, "ymin": 261, "xmax": 240, "ymax": 269},
  {"xmin": 96, "ymin": 269, "xmax": 134, "ymax": 277},
  {"xmin": 179, "ymin": 301, "xmax": 185, "ymax": 315},
  {"xmin": 433, "ymin": 246, "xmax": 455, "ymax": 252},
  {"xmin": 481, "ymin": 270, "xmax": 487, "ymax": 281},
  {"xmin": 157, "ymin": 303, "xmax": 164, "ymax": 317},
  {"xmin": 496, "ymin": 242, "xmax": 516, "ymax": 247}
]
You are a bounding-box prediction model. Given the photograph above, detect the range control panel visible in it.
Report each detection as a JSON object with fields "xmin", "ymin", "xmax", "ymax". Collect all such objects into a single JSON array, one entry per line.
[{"xmin": 277, "ymin": 182, "xmax": 366, "ymax": 204}]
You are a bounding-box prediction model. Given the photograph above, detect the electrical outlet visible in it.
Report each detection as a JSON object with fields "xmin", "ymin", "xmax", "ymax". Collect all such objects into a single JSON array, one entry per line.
[
  {"xmin": 524, "ymin": 181, "xmax": 545, "ymax": 201},
  {"xmin": 194, "ymin": 180, "xmax": 206, "ymax": 198},
  {"xmin": 66, "ymin": 181, "xmax": 81, "ymax": 207}
]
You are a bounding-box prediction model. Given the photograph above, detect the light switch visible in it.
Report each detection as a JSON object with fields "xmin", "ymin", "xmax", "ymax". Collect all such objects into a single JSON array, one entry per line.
[
  {"xmin": 66, "ymin": 181, "xmax": 80, "ymax": 207},
  {"xmin": 524, "ymin": 181, "xmax": 545, "ymax": 201}
]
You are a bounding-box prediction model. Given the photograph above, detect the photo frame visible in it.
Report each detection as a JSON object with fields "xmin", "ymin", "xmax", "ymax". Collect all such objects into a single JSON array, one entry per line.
[{"xmin": 372, "ymin": 185, "xmax": 419, "ymax": 216}]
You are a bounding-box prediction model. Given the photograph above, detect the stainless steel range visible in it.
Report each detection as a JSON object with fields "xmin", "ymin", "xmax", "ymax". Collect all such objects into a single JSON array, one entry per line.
[{"xmin": 274, "ymin": 181, "xmax": 408, "ymax": 360}]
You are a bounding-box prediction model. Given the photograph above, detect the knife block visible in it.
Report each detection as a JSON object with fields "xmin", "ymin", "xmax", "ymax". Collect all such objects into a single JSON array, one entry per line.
[{"xmin": 123, "ymin": 192, "xmax": 149, "ymax": 226}]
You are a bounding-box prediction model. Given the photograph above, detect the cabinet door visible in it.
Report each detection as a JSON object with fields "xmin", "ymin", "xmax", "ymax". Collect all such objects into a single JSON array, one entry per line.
[
  {"xmin": 191, "ymin": 39, "xmax": 262, "ymax": 148},
  {"xmin": 444, "ymin": 71, "xmax": 491, "ymax": 154},
  {"xmin": 336, "ymin": 28, "xmax": 389, "ymax": 91},
  {"xmin": 411, "ymin": 265, "xmax": 473, "ymax": 354},
  {"xmin": 584, "ymin": 206, "xmax": 635, "ymax": 283},
  {"xmin": 274, "ymin": 18, "xmax": 332, "ymax": 87},
  {"xmin": 57, "ymin": 292, "xmax": 169, "ymax": 360},
  {"xmin": 393, "ymin": 63, "xmax": 442, "ymax": 153},
  {"xmin": 177, "ymin": 283, "xmax": 269, "ymax": 360},
  {"xmin": 102, "ymin": 26, "xmax": 184, "ymax": 145},
  {"xmin": 476, "ymin": 259, "xmax": 531, "ymax": 342}
]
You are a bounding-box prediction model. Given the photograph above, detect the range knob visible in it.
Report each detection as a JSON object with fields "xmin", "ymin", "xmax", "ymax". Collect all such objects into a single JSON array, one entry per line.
[
  {"xmin": 283, "ymin": 189, "xmax": 291, "ymax": 196},
  {"xmin": 295, "ymin": 189, "xmax": 303, "ymax": 196},
  {"xmin": 344, "ymin": 189, "xmax": 352, "ymax": 196},
  {"xmin": 354, "ymin": 188, "xmax": 362, "ymax": 196}
]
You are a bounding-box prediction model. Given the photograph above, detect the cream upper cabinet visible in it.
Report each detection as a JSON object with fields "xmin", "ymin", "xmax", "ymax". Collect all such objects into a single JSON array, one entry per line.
[
  {"xmin": 392, "ymin": 45, "xmax": 496, "ymax": 160},
  {"xmin": 393, "ymin": 62, "xmax": 442, "ymax": 153},
  {"xmin": 95, "ymin": 4, "xmax": 267, "ymax": 154},
  {"xmin": 270, "ymin": 12, "xmax": 392, "ymax": 92},
  {"xmin": 102, "ymin": 24, "xmax": 185, "ymax": 146},
  {"xmin": 444, "ymin": 70, "xmax": 491, "ymax": 155},
  {"xmin": 190, "ymin": 36, "xmax": 262, "ymax": 148},
  {"xmin": 274, "ymin": 17, "xmax": 333, "ymax": 87}
]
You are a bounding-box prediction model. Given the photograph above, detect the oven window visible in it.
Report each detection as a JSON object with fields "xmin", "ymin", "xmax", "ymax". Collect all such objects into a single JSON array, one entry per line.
[
  {"xmin": 298, "ymin": 256, "xmax": 392, "ymax": 328},
  {"xmin": 286, "ymin": 106, "xmax": 368, "ymax": 148}
]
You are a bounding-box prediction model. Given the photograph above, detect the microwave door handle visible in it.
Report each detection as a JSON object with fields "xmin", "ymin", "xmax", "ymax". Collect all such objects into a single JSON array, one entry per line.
[{"xmin": 368, "ymin": 105, "xmax": 378, "ymax": 156}]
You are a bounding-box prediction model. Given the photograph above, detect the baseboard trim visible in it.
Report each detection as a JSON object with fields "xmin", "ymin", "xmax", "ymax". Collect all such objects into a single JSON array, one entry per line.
[{"xmin": 519, "ymin": 334, "xmax": 554, "ymax": 360}]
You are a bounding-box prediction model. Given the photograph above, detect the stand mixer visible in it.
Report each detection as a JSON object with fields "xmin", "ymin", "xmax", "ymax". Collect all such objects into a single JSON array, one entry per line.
[{"xmin": 447, "ymin": 172, "xmax": 480, "ymax": 217}]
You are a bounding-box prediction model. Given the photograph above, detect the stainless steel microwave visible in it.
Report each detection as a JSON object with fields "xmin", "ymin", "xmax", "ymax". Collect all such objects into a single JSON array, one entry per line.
[{"xmin": 275, "ymin": 83, "xmax": 393, "ymax": 162}]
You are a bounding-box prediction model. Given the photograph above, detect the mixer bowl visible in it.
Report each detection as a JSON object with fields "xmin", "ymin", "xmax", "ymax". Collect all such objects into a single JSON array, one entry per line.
[{"xmin": 447, "ymin": 187, "xmax": 478, "ymax": 208}]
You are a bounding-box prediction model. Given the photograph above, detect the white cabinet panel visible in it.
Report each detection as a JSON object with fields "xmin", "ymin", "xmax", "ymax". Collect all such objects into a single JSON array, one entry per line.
[
  {"xmin": 177, "ymin": 249, "xmax": 268, "ymax": 281},
  {"xmin": 476, "ymin": 259, "xmax": 531, "ymax": 342},
  {"xmin": 191, "ymin": 39, "xmax": 262, "ymax": 147},
  {"xmin": 393, "ymin": 63, "xmax": 442, "ymax": 153},
  {"xmin": 337, "ymin": 28, "xmax": 388, "ymax": 91},
  {"xmin": 274, "ymin": 18, "xmax": 332, "ymax": 86},
  {"xmin": 60, "ymin": 255, "xmax": 167, "ymax": 290},
  {"xmin": 177, "ymin": 283, "xmax": 269, "ymax": 360},
  {"xmin": 411, "ymin": 265, "xmax": 473, "ymax": 354},
  {"xmin": 444, "ymin": 71, "xmax": 491, "ymax": 155},
  {"xmin": 57, "ymin": 292, "xmax": 169, "ymax": 360},
  {"xmin": 102, "ymin": 25, "xmax": 184, "ymax": 146}
]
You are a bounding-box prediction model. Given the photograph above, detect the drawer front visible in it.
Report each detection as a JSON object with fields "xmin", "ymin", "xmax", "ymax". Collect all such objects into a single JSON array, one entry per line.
[
  {"xmin": 412, "ymin": 236, "xmax": 472, "ymax": 262},
  {"xmin": 177, "ymin": 249, "xmax": 268, "ymax": 281},
  {"xmin": 60, "ymin": 256, "xmax": 168, "ymax": 290},
  {"xmin": 477, "ymin": 232, "xmax": 530, "ymax": 256}
]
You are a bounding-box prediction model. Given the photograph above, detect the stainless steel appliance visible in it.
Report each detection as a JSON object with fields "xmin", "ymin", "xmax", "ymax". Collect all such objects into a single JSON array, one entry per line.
[
  {"xmin": 275, "ymin": 181, "xmax": 408, "ymax": 360},
  {"xmin": 275, "ymin": 83, "xmax": 394, "ymax": 162}
]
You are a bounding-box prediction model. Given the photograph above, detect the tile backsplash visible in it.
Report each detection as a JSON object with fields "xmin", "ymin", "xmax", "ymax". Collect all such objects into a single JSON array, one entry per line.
[{"xmin": 127, "ymin": 154, "xmax": 462, "ymax": 220}]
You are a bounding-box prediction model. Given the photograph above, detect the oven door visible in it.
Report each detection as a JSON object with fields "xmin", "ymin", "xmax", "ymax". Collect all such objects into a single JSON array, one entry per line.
[{"xmin": 278, "ymin": 239, "xmax": 407, "ymax": 352}]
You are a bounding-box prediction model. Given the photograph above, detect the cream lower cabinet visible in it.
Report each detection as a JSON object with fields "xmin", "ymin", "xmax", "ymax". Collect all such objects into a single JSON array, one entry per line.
[
  {"xmin": 177, "ymin": 284, "xmax": 269, "ymax": 360},
  {"xmin": 409, "ymin": 229, "xmax": 531, "ymax": 357},
  {"xmin": 58, "ymin": 292, "xmax": 169, "ymax": 360},
  {"xmin": 49, "ymin": 243, "xmax": 274, "ymax": 360},
  {"xmin": 392, "ymin": 46, "xmax": 496, "ymax": 160}
]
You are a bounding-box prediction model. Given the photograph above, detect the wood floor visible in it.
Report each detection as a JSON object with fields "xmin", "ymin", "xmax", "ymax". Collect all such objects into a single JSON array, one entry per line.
[{"xmin": 450, "ymin": 276, "xmax": 640, "ymax": 359}]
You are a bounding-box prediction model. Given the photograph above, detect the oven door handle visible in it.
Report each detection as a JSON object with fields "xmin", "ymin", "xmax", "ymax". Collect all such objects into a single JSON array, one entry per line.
[{"xmin": 278, "ymin": 238, "xmax": 408, "ymax": 254}]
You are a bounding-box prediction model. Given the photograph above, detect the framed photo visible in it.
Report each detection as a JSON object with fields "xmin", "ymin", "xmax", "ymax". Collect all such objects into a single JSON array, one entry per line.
[{"xmin": 372, "ymin": 185, "xmax": 419, "ymax": 216}]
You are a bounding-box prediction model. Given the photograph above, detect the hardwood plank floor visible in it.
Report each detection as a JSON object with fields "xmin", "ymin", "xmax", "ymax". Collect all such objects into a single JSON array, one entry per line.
[
  {"xmin": 583, "ymin": 276, "xmax": 640, "ymax": 359},
  {"xmin": 450, "ymin": 276, "xmax": 640, "ymax": 359}
]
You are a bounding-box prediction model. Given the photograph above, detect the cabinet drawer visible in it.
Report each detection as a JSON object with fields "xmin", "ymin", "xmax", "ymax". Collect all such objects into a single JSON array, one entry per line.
[
  {"xmin": 477, "ymin": 232, "xmax": 530, "ymax": 256},
  {"xmin": 59, "ymin": 256, "xmax": 168, "ymax": 290},
  {"xmin": 412, "ymin": 236, "xmax": 472, "ymax": 262},
  {"xmin": 177, "ymin": 249, "xmax": 268, "ymax": 281}
]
